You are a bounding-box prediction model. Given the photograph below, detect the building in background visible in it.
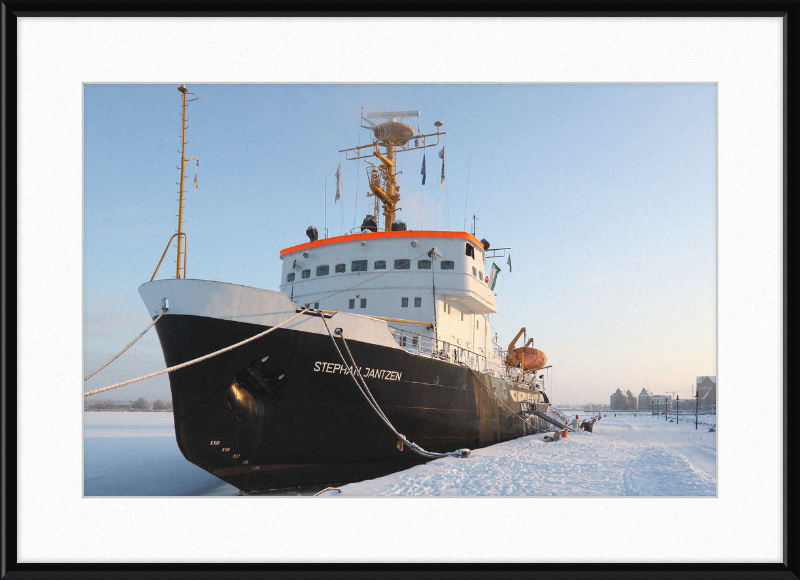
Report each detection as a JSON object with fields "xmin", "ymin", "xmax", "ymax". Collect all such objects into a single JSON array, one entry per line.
[
  {"xmin": 626, "ymin": 390, "xmax": 638, "ymax": 410},
  {"xmin": 650, "ymin": 394, "xmax": 672, "ymax": 411},
  {"xmin": 610, "ymin": 388, "xmax": 629, "ymax": 410},
  {"xmin": 696, "ymin": 376, "xmax": 717, "ymax": 413},
  {"xmin": 638, "ymin": 388, "xmax": 653, "ymax": 409}
]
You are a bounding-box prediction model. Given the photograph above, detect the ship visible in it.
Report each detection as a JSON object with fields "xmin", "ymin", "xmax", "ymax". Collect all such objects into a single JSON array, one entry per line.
[{"xmin": 138, "ymin": 85, "xmax": 557, "ymax": 493}]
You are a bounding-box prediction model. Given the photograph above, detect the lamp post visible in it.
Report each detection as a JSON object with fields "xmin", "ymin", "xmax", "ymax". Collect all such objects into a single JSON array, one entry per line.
[
  {"xmin": 676, "ymin": 395, "xmax": 679, "ymax": 424},
  {"xmin": 665, "ymin": 398, "xmax": 668, "ymax": 422},
  {"xmin": 695, "ymin": 391, "xmax": 699, "ymax": 430}
]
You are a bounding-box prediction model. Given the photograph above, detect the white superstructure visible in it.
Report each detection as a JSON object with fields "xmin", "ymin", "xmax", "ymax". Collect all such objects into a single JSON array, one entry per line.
[{"xmin": 279, "ymin": 229, "xmax": 500, "ymax": 367}]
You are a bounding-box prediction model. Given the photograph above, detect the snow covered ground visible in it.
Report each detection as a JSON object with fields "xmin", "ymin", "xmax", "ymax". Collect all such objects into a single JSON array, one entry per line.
[{"xmin": 84, "ymin": 412, "xmax": 716, "ymax": 497}]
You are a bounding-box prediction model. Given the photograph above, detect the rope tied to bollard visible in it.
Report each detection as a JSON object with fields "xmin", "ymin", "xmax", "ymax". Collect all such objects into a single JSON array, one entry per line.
[{"xmin": 319, "ymin": 314, "xmax": 469, "ymax": 460}]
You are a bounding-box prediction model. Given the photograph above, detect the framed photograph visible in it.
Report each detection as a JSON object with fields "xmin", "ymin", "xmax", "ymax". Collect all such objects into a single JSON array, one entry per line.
[{"xmin": 3, "ymin": 3, "xmax": 796, "ymax": 578}]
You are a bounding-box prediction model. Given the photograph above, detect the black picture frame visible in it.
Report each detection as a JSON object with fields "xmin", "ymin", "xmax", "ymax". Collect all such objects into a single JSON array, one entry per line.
[{"xmin": 2, "ymin": 2, "xmax": 797, "ymax": 579}]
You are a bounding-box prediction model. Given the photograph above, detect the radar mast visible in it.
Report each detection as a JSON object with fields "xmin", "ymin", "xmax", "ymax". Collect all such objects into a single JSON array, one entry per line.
[{"xmin": 340, "ymin": 110, "xmax": 444, "ymax": 232}]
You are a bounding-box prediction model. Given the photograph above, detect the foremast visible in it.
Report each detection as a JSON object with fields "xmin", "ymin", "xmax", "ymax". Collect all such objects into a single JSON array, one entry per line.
[
  {"xmin": 150, "ymin": 84, "xmax": 199, "ymax": 281},
  {"xmin": 339, "ymin": 111, "xmax": 444, "ymax": 232}
]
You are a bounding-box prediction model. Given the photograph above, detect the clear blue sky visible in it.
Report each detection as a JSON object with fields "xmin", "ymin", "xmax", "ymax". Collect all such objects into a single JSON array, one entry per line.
[{"xmin": 84, "ymin": 83, "xmax": 716, "ymax": 405}]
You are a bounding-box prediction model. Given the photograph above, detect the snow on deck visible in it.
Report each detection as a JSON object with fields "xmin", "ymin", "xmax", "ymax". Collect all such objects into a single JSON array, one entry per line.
[{"xmin": 84, "ymin": 412, "xmax": 716, "ymax": 496}]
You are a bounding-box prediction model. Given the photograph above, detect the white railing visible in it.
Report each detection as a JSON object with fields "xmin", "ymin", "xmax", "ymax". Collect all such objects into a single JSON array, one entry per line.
[{"xmin": 388, "ymin": 326, "xmax": 539, "ymax": 389}]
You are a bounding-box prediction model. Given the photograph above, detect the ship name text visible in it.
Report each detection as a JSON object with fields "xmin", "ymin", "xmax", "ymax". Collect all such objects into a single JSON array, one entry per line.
[{"xmin": 313, "ymin": 361, "xmax": 402, "ymax": 381}]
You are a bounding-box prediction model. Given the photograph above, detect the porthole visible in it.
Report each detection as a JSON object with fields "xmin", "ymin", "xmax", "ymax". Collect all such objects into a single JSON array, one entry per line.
[{"xmin": 411, "ymin": 240, "xmax": 417, "ymax": 248}]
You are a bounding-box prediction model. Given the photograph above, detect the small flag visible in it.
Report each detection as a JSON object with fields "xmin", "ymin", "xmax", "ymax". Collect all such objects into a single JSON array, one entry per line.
[
  {"xmin": 488, "ymin": 262, "xmax": 501, "ymax": 291},
  {"xmin": 421, "ymin": 154, "xmax": 426, "ymax": 185},
  {"xmin": 193, "ymin": 168, "xmax": 198, "ymax": 189},
  {"xmin": 507, "ymin": 254, "xmax": 512, "ymax": 273},
  {"xmin": 335, "ymin": 163, "xmax": 341, "ymax": 203},
  {"xmin": 438, "ymin": 145, "xmax": 446, "ymax": 187}
]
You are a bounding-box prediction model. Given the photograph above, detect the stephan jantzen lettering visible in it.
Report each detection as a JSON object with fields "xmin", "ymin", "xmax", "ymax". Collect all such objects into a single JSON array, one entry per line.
[{"xmin": 313, "ymin": 361, "xmax": 402, "ymax": 382}]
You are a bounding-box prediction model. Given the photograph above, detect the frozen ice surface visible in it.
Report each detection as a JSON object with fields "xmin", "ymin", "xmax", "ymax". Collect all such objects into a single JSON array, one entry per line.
[
  {"xmin": 83, "ymin": 412, "xmax": 238, "ymax": 496},
  {"xmin": 83, "ymin": 412, "xmax": 716, "ymax": 497}
]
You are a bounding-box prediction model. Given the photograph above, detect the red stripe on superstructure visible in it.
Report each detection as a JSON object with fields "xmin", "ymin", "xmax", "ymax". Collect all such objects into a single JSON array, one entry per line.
[{"xmin": 279, "ymin": 230, "xmax": 483, "ymax": 256}]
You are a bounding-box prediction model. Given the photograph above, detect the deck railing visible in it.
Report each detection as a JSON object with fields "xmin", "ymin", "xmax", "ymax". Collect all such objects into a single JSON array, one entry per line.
[{"xmin": 388, "ymin": 325, "xmax": 539, "ymax": 389}]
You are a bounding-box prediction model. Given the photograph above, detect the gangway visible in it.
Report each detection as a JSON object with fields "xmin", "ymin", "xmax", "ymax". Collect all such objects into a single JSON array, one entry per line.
[{"xmin": 531, "ymin": 410, "xmax": 576, "ymax": 432}]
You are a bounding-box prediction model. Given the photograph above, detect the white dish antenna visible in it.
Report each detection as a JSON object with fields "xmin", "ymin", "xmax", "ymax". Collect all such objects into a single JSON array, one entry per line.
[{"xmin": 366, "ymin": 110, "xmax": 420, "ymax": 121}]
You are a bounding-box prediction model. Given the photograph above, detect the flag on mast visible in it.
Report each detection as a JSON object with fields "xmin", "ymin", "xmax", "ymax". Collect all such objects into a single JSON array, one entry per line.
[
  {"xmin": 507, "ymin": 254, "xmax": 512, "ymax": 272},
  {"xmin": 438, "ymin": 145, "xmax": 446, "ymax": 187},
  {"xmin": 193, "ymin": 168, "xmax": 198, "ymax": 189},
  {"xmin": 421, "ymin": 154, "xmax": 426, "ymax": 185},
  {"xmin": 488, "ymin": 262, "xmax": 501, "ymax": 291},
  {"xmin": 335, "ymin": 163, "xmax": 341, "ymax": 203}
]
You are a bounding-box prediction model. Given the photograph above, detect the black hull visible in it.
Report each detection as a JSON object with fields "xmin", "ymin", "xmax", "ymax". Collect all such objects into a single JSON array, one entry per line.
[{"xmin": 154, "ymin": 314, "xmax": 548, "ymax": 492}]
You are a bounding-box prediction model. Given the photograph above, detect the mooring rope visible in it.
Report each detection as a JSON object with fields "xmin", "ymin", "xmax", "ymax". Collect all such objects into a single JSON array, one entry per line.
[
  {"xmin": 84, "ymin": 308, "xmax": 308, "ymax": 398},
  {"xmin": 83, "ymin": 310, "xmax": 167, "ymax": 382},
  {"xmin": 320, "ymin": 314, "xmax": 469, "ymax": 459}
]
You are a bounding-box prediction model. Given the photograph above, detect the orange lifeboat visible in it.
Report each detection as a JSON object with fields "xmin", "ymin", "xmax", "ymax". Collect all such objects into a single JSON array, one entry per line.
[{"xmin": 513, "ymin": 347, "xmax": 547, "ymax": 371}]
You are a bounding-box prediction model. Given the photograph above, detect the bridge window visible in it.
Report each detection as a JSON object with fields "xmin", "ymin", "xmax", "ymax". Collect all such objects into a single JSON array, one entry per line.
[
  {"xmin": 401, "ymin": 297, "xmax": 409, "ymax": 307},
  {"xmin": 349, "ymin": 299, "xmax": 355, "ymax": 309},
  {"xmin": 360, "ymin": 298, "xmax": 367, "ymax": 308},
  {"xmin": 316, "ymin": 265, "xmax": 329, "ymax": 276},
  {"xmin": 466, "ymin": 243, "xmax": 475, "ymax": 259},
  {"xmin": 441, "ymin": 260, "xmax": 454, "ymax": 270},
  {"xmin": 479, "ymin": 270, "xmax": 483, "ymax": 280},
  {"xmin": 286, "ymin": 272, "xmax": 295, "ymax": 282},
  {"xmin": 394, "ymin": 259, "xmax": 411, "ymax": 270},
  {"xmin": 414, "ymin": 297, "xmax": 422, "ymax": 307},
  {"xmin": 351, "ymin": 260, "xmax": 368, "ymax": 272},
  {"xmin": 335, "ymin": 264, "xmax": 346, "ymax": 273},
  {"xmin": 302, "ymin": 269, "xmax": 310, "ymax": 279},
  {"xmin": 472, "ymin": 266, "xmax": 477, "ymax": 277},
  {"xmin": 418, "ymin": 260, "xmax": 431, "ymax": 269},
  {"xmin": 374, "ymin": 260, "xmax": 386, "ymax": 270}
]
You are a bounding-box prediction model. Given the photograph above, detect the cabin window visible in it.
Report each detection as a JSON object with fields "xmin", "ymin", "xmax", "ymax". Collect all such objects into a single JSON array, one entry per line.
[
  {"xmin": 414, "ymin": 297, "xmax": 422, "ymax": 307},
  {"xmin": 461, "ymin": 312, "xmax": 464, "ymax": 322},
  {"xmin": 472, "ymin": 266, "xmax": 477, "ymax": 277},
  {"xmin": 441, "ymin": 260, "xmax": 454, "ymax": 270},
  {"xmin": 418, "ymin": 260, "xmax": 431, "ymax": 269},
  {"xmin": 335, "ymin": 264, "xmax": 346, "ymax": 273},
  {"xmin": 286, "ymin": 272, "xmax": 295, "ymax": 282},
  {"xmin": 401, "ymin": 297, "xmax": 409, "ymax": 307},
  {"xmin": 302, "ymin": 269, "xmax": 310, "ymax": 279},
  {"xmin": 394, "ymin": 259, "xmax": 411, "ymax": 270},
  {"xmin": 314, "ymin": 302, "xmax": 319, "ymax": 310},
  {"xmin": 374, "ymin": 260, "xmax": 386, "ymax": 270},
  {"xmin": 476, "ymin": 319, "xmax": 480, "ymax": 329},
  {"xmin": 351, "ymin": 260, "xmax": 368, "ymax": 272},
  {"xmin": 360, "ymin": 298, "xmax": 367, "ymax": 308},
  {"xmin": 316, "ymin": 265, "xmax": 329, "ymax": 277},
  {"xmin": 466, "ymin": 243, "xmax": 475, "ymax": 259},
  {"xmin": 349, "ymin": 299, "xmax": 355, "ymax": 309},
  {"xmin": 479, "ymin": 270, "xmax": 483, "ymax": 280}
]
